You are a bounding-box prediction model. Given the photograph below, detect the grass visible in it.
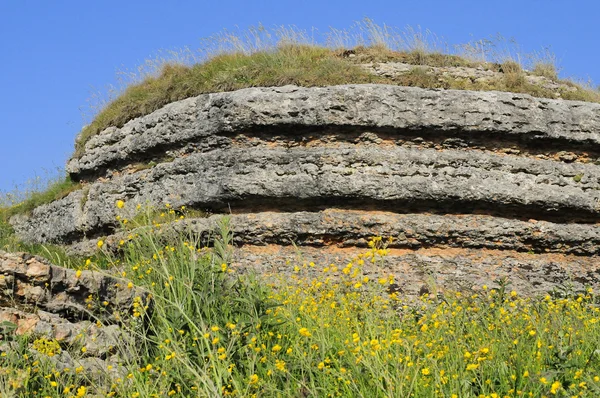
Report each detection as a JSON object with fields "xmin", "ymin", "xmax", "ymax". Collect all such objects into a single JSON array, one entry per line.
[
  {"xmin": 2, "ymin": 205, "xmax": 600, "ymax": 396},
  {"xmin": 74, "ymin": 20, "xmax": 600, "ymax": 159},
  {"xmin": 0, "ymin": 176, "xmax": 80, "ymax": 222}
]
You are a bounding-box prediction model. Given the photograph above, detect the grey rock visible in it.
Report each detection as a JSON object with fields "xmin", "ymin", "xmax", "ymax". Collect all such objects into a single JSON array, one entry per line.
[
  {"xmin": 66, "ymin": 84, "xmax": 600, "ymax": 179},
  {"xmin": 10, "ymin": 83, "xmax": 600, "ymax": 299},
  {"xmin": 0, "ymin": 251, "xmax": 150, "ymax": 322},
  {"xmin": 68, "ymin": 210, "xmax": 600, "ymax": 257},
  {"xmin": 13, "ymin": 145, "xmax": 600, "ymax": 245}
]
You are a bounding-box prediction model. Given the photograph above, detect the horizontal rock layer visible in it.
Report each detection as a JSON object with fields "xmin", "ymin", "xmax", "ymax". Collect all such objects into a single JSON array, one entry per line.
[
  {"xmin": 11, "ymin": 84, "xmax": 600, "ymax": 295},
  {"xmin": 13, "ymin": 144, "xmax": 600, "ymax": 245},
  {"xmin": 67, "ymin": 84, "xmax": 600, "ymax": 180},
  {"xmin": 234, "ymin": 245, "xmax": 600, "ymax": 298}
]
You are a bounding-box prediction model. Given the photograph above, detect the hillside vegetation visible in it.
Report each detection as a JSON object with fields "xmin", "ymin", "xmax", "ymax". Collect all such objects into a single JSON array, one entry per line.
[{"xmin": 2, "ymin": 206, "xmax": 600, "ymax": 397}]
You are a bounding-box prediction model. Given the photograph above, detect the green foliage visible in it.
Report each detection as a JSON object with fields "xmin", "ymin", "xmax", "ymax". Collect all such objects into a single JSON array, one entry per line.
[
  {"xmin": 3, "ymin": 208, "xmax": 600, "ymax": 396},
  {"xmin": 0, "ymin": 176, "xmax": 80, "ymax": 222}
]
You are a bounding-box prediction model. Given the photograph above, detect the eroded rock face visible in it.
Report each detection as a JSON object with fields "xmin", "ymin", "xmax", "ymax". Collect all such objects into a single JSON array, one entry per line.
[
  {"xmin": 0, "ymin": 251, "xmax": 148, "ymax": 378},
  {"xmin": 10, "ymin": 84, "xmax": 600, "ymax": 296}
]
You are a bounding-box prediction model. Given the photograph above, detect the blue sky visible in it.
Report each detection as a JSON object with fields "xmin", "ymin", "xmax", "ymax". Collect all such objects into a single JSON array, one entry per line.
[{"xmin": 1, "ymin": 0, "xmax": 599, "ymax": 193}]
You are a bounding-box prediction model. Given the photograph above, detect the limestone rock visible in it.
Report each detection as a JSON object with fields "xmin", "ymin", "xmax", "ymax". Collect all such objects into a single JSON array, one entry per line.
[{"xmin": 9, "ymin": 83, "xmax": 600, "ymax": 296}]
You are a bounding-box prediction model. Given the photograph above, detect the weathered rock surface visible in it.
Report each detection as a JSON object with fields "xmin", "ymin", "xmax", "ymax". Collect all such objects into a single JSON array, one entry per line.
[
  {"xmin": 10, "ymin": 83, "xmax": 600, "ymax": 296},
  {"xmin": 66, "ymin": 84, "xmax": 600, "ymax": 180},
  {"xmin": 359, "ymin": 62, "xmax": 579, "ymax": 97},
  {"xmin": 235, "ymin": 245, "xmax": 600, "ymax": 298},
  {"xmin": 0, "ymin": 251, "xmax": 149, "ymax": 322},
  {"xmin": 0, "ymin": 251, "xmax": 147, "ymax": 378}
]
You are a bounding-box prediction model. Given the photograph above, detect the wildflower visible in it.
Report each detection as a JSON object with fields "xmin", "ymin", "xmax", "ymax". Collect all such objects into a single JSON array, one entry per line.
[
  {"xmin": 221, "ymin": 263, "xmax": 228, "ymax": 272},
  {"xmin": 127, "ymin": 282, "xmax": 134, "ymax": 289},
  {"xmin": 116, "ymin": 200, "xmax": 125, "ymax": 209},
  {"xmin": 421, "ymin": 368, "xmax": 431, "ymax": 376},
  {"xmin": 97, "ymin": 240, "xmax": 104, "ymax": 249},
  {"xmin": 75, "ymin": 270, "xmax": 82, "ymax": 278},
  {"xmin": 550, "ymin": 380, "xmax": 561, "ymax": 394},
  {"xmin": 76, "ymin": 386, "xmax": 86, "ymax": 397},
  {"xmin": 272, "ymin": 345, "xmax": 282, "ymax": 353},
  {"xmin": 466, "ymin": 363, "xmax": 479, "ymax": 371},
  {"xmin": 249, "ymin": 374, "xmax": 259, "ymax": 385},
  {"xmin": 299, "ymin": 328, "xmax": 312, "ymax": 337},
  {"xmin": 275, "ymin": 359, "xmax": 286, "ymax": 371}
]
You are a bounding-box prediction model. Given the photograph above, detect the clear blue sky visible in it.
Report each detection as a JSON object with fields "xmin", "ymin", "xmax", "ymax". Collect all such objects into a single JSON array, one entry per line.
[{"xmin": 1, "ymin": 0, "xmax": 599, "ymax": 193}]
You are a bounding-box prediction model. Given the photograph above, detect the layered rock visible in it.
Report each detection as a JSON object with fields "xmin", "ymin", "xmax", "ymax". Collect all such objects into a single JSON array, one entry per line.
[
  {"xmin": 10, "ymin": 84, "xmax": 600, "ymax": 295},
  {"xmin": 0, "ymin": 251, "xmax": 148, "ymax": 378}
]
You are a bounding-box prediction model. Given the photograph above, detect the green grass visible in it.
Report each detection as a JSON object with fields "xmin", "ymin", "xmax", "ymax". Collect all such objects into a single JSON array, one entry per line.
[
  {"xmin": 74, "ymin": 21, "xmax": 600, "ymax": 159},
  {"xmin": 2, "ymin": 212, "xmax": 600, "ymax": 396},
  {"xmin": 0, "ymin": 176, "xmax": 80, "ymax": 223}
]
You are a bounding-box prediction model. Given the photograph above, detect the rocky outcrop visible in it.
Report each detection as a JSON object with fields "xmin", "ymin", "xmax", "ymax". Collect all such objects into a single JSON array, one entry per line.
[
  {"xmin": 10, "ymin": 83, "xmax": 600, "ymax": 295},
  {"xmin": 0, "ymin": 251, "xmax": 148, "ymax": 377}
]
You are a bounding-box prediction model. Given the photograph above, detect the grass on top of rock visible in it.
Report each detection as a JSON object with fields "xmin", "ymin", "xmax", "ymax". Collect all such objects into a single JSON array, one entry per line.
[
  {"xmin": 0, "ymin": 175, "xmax": 80, "ymax": 223},
  {"xmin": 75, "ymin": 20, "xmax": 600, "ymax": 159}
]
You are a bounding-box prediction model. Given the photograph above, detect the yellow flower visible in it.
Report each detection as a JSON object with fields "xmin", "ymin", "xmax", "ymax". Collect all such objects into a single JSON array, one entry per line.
[
  {"xmin": 317, "ymin": 362, "xmax": 325, "ymax": 370},
  {"xmin": 272, "ymin": 344, "xmax": 282, "ymax": 353},
  {"xmin": 75, "ymin": 270, "xmax": 82, "ymax": 278},
  {"xmin": 127, "ymin": 282, "xmax": 134, "ymax": 289},
  {"xmin": 299, "ymin": 328, "xmax": 312, "ymax": 337},
  {"xmin": 221, "ymin": 263, "xmax": 228, "ymax": 272},
  {"xmin": 116, "ymin": 200, "xmax": 125, "ymax": 209},
  {"xmin": 550, "ymin": 380, "xmax": 561, "ymax": 394},
  {"xmin": 421, "ymin": 368, "xmax": 431, "ymax": 376},
  {"xmin": 466, "ymin": 363, "xmax": 479, "ymax": 371},
  {"xmin": 275, "ymin": 359, "xmax": 286, "ymax": 371},
  {"xmin": 76, "ymin": 386, "xmax": 86, "ymax": 397},
  {"xmin": 97, "ymin": 240, "xmax": 104, "ymax": 249},
  {"xmin": 249, "ymin": 374, "xmax": 259, "ymax": 384}
]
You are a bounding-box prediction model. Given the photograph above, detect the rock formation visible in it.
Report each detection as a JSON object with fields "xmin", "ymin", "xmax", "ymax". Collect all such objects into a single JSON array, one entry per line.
[
  {"xmin": 10, "ymin": 83, "xmax": 600, "ymax": 296},
  {"xmin": 0, "ymin": 251, "xmax": 148, "ymax": 378}
]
